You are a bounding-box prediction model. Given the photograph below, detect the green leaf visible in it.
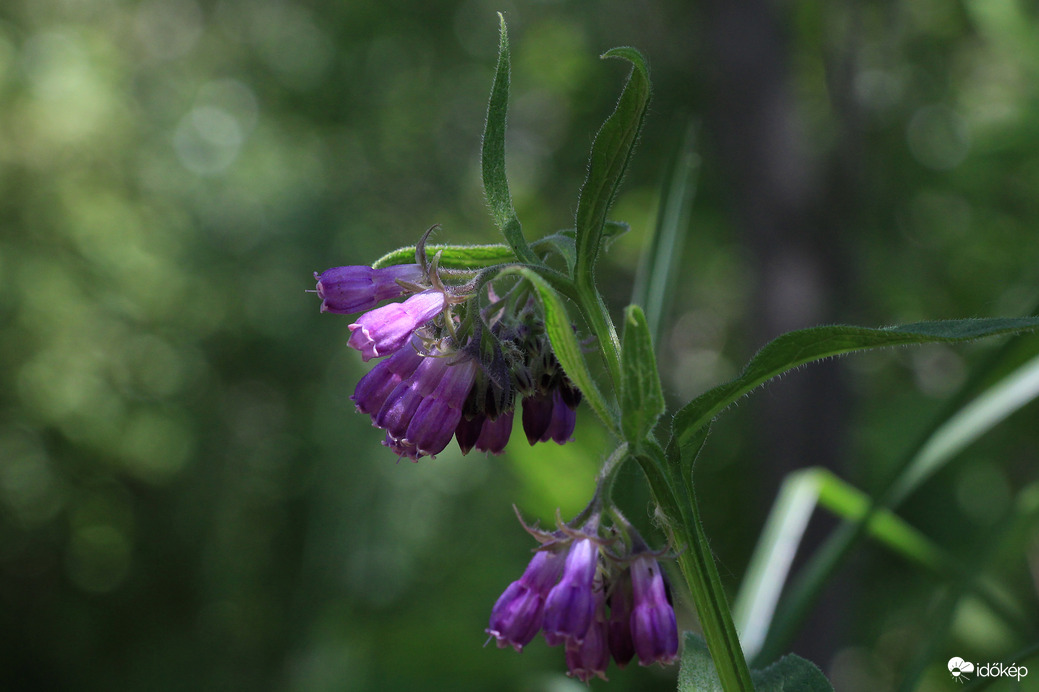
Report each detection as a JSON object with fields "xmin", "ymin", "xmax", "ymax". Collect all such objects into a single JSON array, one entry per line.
[
  {"xmin": 620, "ymin": 304, "xmax": 664, "ymax": 443},
  {"xmin": 677, "ymin": 633, "xmax": 724, "ymax": 692},
  {"xmin": 541, "ymin": 222, "xmax": 628, "ymax": 275},
  {"xmin": 370, "ymin": 227, "xmax": 626, "ymax": 273},
  {"xmin": 574, "ymin": 46, "xmax": 651, "ymax": 288},
  {"xmin": 680, "ymin": 633, "xmax": 831, "ymax": 692},
  {"xmin": 671, "ymin": 318, "xmax": 1039, "ymax": 462},
  {"xmin": 751, "ymin": 654, "xmax": 833, "ymax": 692},
  {"xmin": 372, "ymin": 243, "xmax": 515, "ymax": 269},
  {"xmin": 530, "ymin": 233, "xmax": 576, "ymax": 274},
  {"xmin": 497, "ymin": 266, "xmax": 619, "ymax": 433},
  {"xmin": 481, "ymin": 14, "xmax": 538, "ymax": 266},
  {"xmin": 600, "ymin": 219, "xmax": 632, "ymax": 249}
]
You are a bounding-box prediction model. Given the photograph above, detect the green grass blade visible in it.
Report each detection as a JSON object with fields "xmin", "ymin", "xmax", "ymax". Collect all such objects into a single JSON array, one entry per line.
[
  {"xmin": 751, "ymin": 328, "xmax": 1039, "ymax": 663},
  {"xmin": 733, "ymin": 469, "xmax": 821, "ymax": 659},
  {"xmin": 739, "ymin": 468, "xmax": 1031, "ymax": 663},
  {"xmin": 886, "ymin": 349, "xmax": 1039, "ymax": 506},
  {"xmin": 632, "ymin": 121, "xmax": 700, "ymax": 345}
]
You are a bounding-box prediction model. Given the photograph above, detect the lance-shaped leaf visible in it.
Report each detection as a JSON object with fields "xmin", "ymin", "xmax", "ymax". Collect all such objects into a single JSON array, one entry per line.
[
  {"xmin": 373, "ymin": 243, "xmax": 516, "ymax": 270},
  {"xmin": 481, "ymin": 14, "xmax": 538, "ymax": 265},
  {"xmin": 670, "ymin": 318, "xmax": 1039, "ymax": 462},
  {"xmin": 575, "ymin": 47, "xmax": 651, "ymax": 286},
  {"xmin": 621, "ymin": 304, "xmax": 664, "ymax": 443}
]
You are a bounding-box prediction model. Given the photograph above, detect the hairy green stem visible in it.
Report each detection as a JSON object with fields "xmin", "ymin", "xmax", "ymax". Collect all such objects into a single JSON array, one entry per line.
[
  {"xmin": 576, "ymin": 273, "xmax": 624, "ymax": 398},
  {"xmin": 634, "ymin": 441, "xmax": 756, "ymax": 692}
]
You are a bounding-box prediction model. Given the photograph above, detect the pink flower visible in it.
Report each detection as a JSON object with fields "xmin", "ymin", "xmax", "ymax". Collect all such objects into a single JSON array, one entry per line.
[{"xmin": 347, "ymin": 289, "xmax": 445, "ymax": 361}]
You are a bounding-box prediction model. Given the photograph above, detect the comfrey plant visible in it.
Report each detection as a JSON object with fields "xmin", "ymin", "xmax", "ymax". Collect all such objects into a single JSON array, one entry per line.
[{"xmin": 314, "ymin": 16, "xmax": 1039, "ymax": 691}]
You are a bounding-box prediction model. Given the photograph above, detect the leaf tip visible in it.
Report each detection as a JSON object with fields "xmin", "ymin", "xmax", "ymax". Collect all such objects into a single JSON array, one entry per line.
[{"xmin": 599, "ymin": 46, "xmax": 650, "ymax": 78}]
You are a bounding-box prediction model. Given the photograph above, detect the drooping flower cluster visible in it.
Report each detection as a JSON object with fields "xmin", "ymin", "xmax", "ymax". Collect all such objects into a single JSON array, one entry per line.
[
  {"xmin": 313, "ymin": 257, "xmax": 581, "ymax": 460},
  {"xmin": 486, "ymin": 512, "xmax": 679, "ymax": 682}
]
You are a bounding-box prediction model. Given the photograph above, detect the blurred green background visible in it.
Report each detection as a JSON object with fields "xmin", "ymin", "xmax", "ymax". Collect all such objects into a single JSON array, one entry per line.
[{"xmin": 2, "ymin": 0, "xmax": 1039, "ymax": 690}]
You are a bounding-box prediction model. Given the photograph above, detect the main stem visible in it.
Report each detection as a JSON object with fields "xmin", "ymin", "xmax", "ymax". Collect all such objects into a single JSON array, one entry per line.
[
  {"xmin": 635, "ymin": 444, "xmax": 756, "ymax": 691},
  {"xmin": 575, "ymin": 266, "xmax": 751, "ymax": 689},
  {"xmin": 576, "ymin": 272, "xmax": 623, "ymax": 395}
]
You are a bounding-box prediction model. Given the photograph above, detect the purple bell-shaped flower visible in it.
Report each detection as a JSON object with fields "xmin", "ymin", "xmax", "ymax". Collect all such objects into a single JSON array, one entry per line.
[
  {"xmin": 314, "ymin": 263, "xmax": 424, "ymax": 314},
  {"xmin": 348, "ymin": 289, "xmax": 445, "ymax": 361}
]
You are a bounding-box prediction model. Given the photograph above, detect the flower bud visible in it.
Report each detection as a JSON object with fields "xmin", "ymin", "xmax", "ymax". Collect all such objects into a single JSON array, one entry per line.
[
  {"xmin": 565, "ymin": 585, "xmax": 610, "ymax": 682},
  {"xmin": 375, "ymin": 352, "xmax": 450, "ymax": 440},
  {"xmin": 487, "ymin": 546, "xmax": 568, "ymax": 651},
  {"xmin": 404, "ymin": 355, "xmax": 478, "ymax": 456},
  {"xmin": 542, "ymin": 537, "xmax": 598, "ymax": 646},
  {"xmin": 315, "ymin": 264, "xmax": 424, "ymax": 314},
  {"xmin": 351, "ymin": 336, "xmax": 425, "ymax": 416},
  {"xmin": 629, "ymin": 554, "xmax": 679, "ymax": 666},
  {"xmin": 454, "ymin": 415, "xmax": 485, "ymax": 455},
  {"xmin": 521, "ymin": 392, "xmax": 553, "ymax": 445},
  {"xmin": 606, "ymin": 569, "xmax": 636, "ymax": 668},
  {"xmin": 474, "ymin": 410, "xmax": 513, "ymax": 455}
]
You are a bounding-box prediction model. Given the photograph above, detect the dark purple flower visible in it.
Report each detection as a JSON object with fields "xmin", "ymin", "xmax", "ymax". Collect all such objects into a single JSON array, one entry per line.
[
  {"xmin": 521, "ymin": 392, "xmax": 553, "ymax": 445},
  {"xmin": 403, "ymin": 355, "xmax": 478, "ymax": 456},
  {"xmin": 348, "ymin": 289, "xmax": 445, "ymax": 361},
  {"xmin": 565, "ymin": 586, "xmax": 610, "ymax": 682},
  {"xmin": 454, "ymin": 415, "xmax": 485, "ymax": 455},
  {"xmin": 315, "ymin": 264, "xmax": 424, "ymax": 314},
  {"xmin": 630, "ymin": 554, "xmax": 678, "ymax": 666},
  {"xmin": 375, "ymin": 352, "xmax": 451, "ymax": 439},
  {"xmin": 522, "ymin": 389, "xmax": 577, "ymax": 446},
  {"xmin": 351, "ymin": 336, "xmax": 425, "ymax": 416},
  {"xmin": 487, "ymin": 546, "xmax": 568, "ymax": 651},
  {"xmin": 542, "ymin": 389, "xmax": 576, "ymax": 444},
  {"xmin": 607, "ymin": 568, "xmax": 636, "ymax": 668},
  {"xmin": 474, "ymin": 410, "xmax": 513, "ymax": 454},
  {"xmin": 382, "ymin": 432, "xmax": 423, "ymax": 461},
  {"xmin": 542, "ymin": 537, "xmax": 598, "ymax": 646}
]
